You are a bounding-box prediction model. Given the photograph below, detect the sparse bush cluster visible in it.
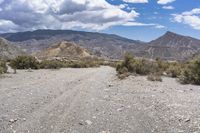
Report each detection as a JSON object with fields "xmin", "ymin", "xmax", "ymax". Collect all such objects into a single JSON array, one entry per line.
[
  {"xmin": 179, "ymin": 57, "xmax": 200, "ymax": 85},
  {"xmin": 0, "ymin": 60, "xmax": 7, "ymax": 74},
  {"xmin": 166, "ymin": 62, "xmax": 182, "ymax": 78},
  {"xmin": 39, "ymin": 60, "xmax": 65, "ymax": 69},
  {"xmin": 117, "ymin": 53, "xmax": 151, "ymax": 75},
  {"xmin": 68, "ymin": 58, "xmax": 102, "ymax": 68},
  {"xmin": 117, "ymin": 53, "xmax": 200, "ymax": 85},
  {"xmin": 10, "ymin": 56, "xmax": 39, "ymax": 69},
  {"xmin": 9, "ymin": 56, "xmax": 106, "ymax": 70},
  {"xmin": 8, "ymin": 54, "xmax": 200, "ymax": 85},
  {"xmin": 116, "ymin": 53, "xmax": 167, "ymax": 79}
]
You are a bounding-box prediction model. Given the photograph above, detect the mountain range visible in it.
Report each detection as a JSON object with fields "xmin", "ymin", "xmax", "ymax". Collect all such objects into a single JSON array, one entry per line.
[{"xmin": 1, "ymin": 30, "xmax": 200, "ymax": 60}]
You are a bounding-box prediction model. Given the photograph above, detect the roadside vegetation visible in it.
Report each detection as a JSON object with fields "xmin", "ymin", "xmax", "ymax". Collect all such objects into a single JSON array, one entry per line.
[
  {"xmin": 4, "ymin": 54, "xmax": 200, "ymax": 85},
  {"xmin": 8, "ymin": 56, "xmax": 113, "ymax": 70},
  {"xmin": 179, "ymin": 57, "xmax": 200, "ymax": 85},
  {"xmin": 116, "ymin": 53, "xmax": 200, "ymax": 85},
  {"xmin": 0, "ymin": 60, "xmax": 7, "ymax": 74}
]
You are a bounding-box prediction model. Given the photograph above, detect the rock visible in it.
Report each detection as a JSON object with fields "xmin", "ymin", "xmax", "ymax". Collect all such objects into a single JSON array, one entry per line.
[
  {"xmin": 85, "ymin": 120, "xmax": 92, "ymax": 125},
  {"xmin": 9, "ymin": 118, "xmax": 18, "ymax": 124},
  {"xmin": 184, "ymin": 118, "xmax": 190, "ymax": 122},
  {"xmin": 163, "ymin": 72, "xmax": 167, "ymax": 76},
  {"xmin": 117, "ymin": 108, "xmax": 123, "ymax": 112},
  {"xmin": 108, "ymin": 84, "xmax": 113, "ymax": 87},
  {"xmin": 78, "ymin": 122, "xmax": 84, "ymax": 126},
  {"xmin": 160, "ymin": 90, "xmax": 165, "ymax": 93}
]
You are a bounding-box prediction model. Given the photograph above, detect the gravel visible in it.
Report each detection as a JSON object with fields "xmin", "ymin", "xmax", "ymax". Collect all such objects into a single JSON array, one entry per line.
[{"xmin": 0, "ymin": 66, "xmax": 200, "ymax": 133}]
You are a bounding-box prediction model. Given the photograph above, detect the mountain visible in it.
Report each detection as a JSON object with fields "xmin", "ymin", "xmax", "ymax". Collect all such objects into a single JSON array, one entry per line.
[
  {"xmin": 1, "ymin": 30, "xmax": 200, "ymax": 60},
  {"xmin": 34, "ymin": 41, "xmax": 92, "ymax": 60},
  {"xmin": 135, "ymin": 31, "xmax": 200, "ymax": 60},
  {"xmin": 0, "ymin": 38, "xmax": 25, "ymax": 60},
  {"xmin": 0, "ymin": 29, "xmax": 143, "ymax": 59}
]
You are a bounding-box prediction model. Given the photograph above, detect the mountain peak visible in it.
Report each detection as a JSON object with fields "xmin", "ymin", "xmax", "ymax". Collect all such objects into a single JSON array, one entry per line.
[{"xmin": 164, "ymin": 31, "xmax": 178, "ymax": 36}]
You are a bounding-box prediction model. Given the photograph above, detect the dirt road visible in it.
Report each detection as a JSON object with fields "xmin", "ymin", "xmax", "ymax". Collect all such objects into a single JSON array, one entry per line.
[{"xmin": 0, "ymin": 66, "xmax": 200, "ymax": 133}]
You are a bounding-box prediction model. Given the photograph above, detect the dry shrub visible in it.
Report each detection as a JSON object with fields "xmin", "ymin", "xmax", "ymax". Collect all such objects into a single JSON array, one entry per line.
[
  {"xmin": 0, "ymin": 60, "xmax": 7, "ymax": 74},
  {"xmin": 10, "ymin": 56, "xmax": 39, "ymax": 69},
  {"xmin": 116, "ymin": 53, "xmax": 168, "ymax": 78},
  {"xmin": 147, "ymin": 73, "xmax": 162, "ymax": 82},
  {"xmin": 179, "ymin": 57, "xmax": 200, "ymax": 85},
  {"xmin": 166, "ymin": 63, "xmax": 182, "ymax": 78}
]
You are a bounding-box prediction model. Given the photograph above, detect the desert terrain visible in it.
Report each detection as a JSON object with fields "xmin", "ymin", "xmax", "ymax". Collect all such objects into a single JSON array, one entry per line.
[{"xmin": 0, "ymin": 66, "xmax": 200, "ymax": 133}]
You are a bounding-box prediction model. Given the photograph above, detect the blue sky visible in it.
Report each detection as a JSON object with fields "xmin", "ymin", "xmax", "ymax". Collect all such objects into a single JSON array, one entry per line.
[
  {"xmin": 104, "ymin": 0, "xmax": 200, "ymax": 41},
  {"xmin": 0, "ymin": 0, "xmax": 200, "ymax": 41}
]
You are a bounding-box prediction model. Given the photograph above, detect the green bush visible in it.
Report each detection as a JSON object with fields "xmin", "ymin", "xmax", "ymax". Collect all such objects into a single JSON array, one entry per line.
[
  {"xmin": 0, "ymin": 60, "xmax": 7, "ymax": 74},
  {"xmin": 38, "ymin": 58, "xmax": 103, "ymax": 69},
  {"xmin": 179, "ymin": 57, "xmax": 200, "ymax": 85},
  {"xmin": 39, "ymin": 60, "xmax": 65, "ymax": 69},
  {"xmin": 116, "ymin": 53, "xmax": 164, "ymax": 76},
  {"xmin": 69, "ymin": 58, "xmax": 102, "ymax": 68},
  {"xmin": 116, "ymin": 53, "xmax": 135, "ymax": 74},
  {"xmin": 10, "ymin": 56, "xmax": 39, "ymax": 69},
  {"xmin": 166, "ymin": 63, "xmax": 181, "ymax": 78}
]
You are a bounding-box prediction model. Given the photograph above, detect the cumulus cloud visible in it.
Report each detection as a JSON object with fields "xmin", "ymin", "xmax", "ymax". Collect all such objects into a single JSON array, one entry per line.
[
  {"xmin": 172, "ymin": 8, "xmax": 200, "ymax": 30},
  {"xmin": 122, "ymin": 22, "xmax": 165, "ymax": 29},
  {"xmin": 0, "ymin": 0, "xmax": 161, "ymax": 32},
  {"xmin": 162, "ymin": 6, "xmax": 174, "ymax": 10},
  {"xmin": 123, "ymin": 0, "xmax": 148, "ymax": 3},
  {"xmin": 157, "ymin": 0, "xmax": 176, "ymax": 5},
  {"xmin": 0, "ymin": 19, "xmax": 19, "ymax": 32}
]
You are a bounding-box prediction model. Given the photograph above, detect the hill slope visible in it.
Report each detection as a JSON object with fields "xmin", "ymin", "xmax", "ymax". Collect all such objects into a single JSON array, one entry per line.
[
  {"xmin": 136, "ymin": 32, "xmax": 200, "ymax": 60},
  {"xmin": 0, "ymin": 38, "xmax": 25, "ymax": 60},
  {"xmin": 0, "ymin": 30, "xmax": 143, "ymax": 59},
  {"xmin": 34, "ymin": 41, "xmax": 92, "ymax": 60},
  {"xmin": 1, "ymin": 30, "xmax": 200, "ymax": 60}
]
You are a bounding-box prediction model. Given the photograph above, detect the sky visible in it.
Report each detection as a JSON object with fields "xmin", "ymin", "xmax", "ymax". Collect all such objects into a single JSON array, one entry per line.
[{"xmin": 0, "ymin": 0, "xmax": 200, "ymax": 41}]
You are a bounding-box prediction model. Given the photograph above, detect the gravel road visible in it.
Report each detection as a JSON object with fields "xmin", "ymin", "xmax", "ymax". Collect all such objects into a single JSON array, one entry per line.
[{"xmin": 0, "ymin": 66, "xmax": 200, "ymax": 133}]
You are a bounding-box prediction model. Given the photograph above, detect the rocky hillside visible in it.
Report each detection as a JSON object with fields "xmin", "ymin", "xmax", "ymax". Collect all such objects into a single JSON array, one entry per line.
[
  {"xmin": 0, "ymin": 30, "xmax": 143, "ymax": 59},
  {"xmin": 34, "ymin": 41, "xmax": 92, "ymax": 60},
  {"xmin": 134, "ymin": 32, "xmax": 200, "ymax": 60},
  {"xmin": 1, "ymin": 30, "xmax": 200, "ymax": 60},
  {"xmin": 0, "ymin": 38, "xmax": 25, "ymax": 60}
]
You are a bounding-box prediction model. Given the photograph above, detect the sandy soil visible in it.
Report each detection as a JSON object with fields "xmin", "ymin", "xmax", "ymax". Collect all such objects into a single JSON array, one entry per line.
[{"xmin": 0, "ymin": 66, "xmax": 200, "ymax": 133}]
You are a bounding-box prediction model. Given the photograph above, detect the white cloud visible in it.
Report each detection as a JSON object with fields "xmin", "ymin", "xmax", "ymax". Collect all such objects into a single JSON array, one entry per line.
[
  {"xmin": 157, "ymin": 0, "xmax": 176, "ymax": 5},
  {"xmin": 0, "ymin": 0, "xmax": 158, "ymax": 32},
  {"xmin": 123, "ymin": 0, "xmax": 148, "ymax": 3},
  {"xmin": 172, "ymin": 8, "xmax": 200, "ymax": 30},
  {"xmin": 154, "ymin": 25, "xmax": 166, "ymax": 29},
  {"xmin": 123, "ymin": 22, "xmax": 165, "ymax": 29},
  {"xmin": 0, "ymin": 19, "xmax": 18, "ymax": 32},
  {"xmin": 162, "ymin": 6, "xmax": 174, "ymax": 10}
]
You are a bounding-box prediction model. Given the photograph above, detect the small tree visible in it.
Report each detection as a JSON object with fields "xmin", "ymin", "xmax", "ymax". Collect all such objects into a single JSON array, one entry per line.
[
  {"xmin": 0, "ymin": 60, "xmax": 7, "ymax": 74},
  {"xmin": 179, "ymin": 57, "xmax": 200, "ymax": 85},
  {"xmin": 10, "ymin": 56, "xmax": 39, "ymax": 70}
]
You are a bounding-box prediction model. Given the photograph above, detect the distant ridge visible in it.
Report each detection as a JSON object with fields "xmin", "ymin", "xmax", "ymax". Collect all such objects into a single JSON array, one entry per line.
[
  {"xmin": 0, "ymin": 29, "xmax": 143, "ymax": 59},
  {"xmin": 136, "ymin": 31, "xmax": 200, "ymax": 60},
  {"xmin": 1, "ymin": 30, "xmax": 200, "ymax": 60}
]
